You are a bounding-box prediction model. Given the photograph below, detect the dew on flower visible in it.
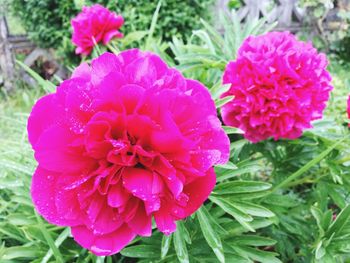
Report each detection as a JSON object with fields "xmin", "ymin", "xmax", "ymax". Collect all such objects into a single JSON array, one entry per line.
[
  {"xmin": 28, "ymin": 49, "xmax": 229, "ymax": 256},
  {"xmin": 91, "ymin": 246, "xmax": 112, "ymax": 255},
  {"xmin": 220, "ymin": 31, "xmax": 333, "ymax": 143}
]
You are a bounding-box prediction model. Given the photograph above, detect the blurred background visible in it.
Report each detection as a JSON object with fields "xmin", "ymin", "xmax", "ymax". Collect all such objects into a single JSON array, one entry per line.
[{"xmin": 1, "ymin": 0, "xmax": 350, "ymax": 92}]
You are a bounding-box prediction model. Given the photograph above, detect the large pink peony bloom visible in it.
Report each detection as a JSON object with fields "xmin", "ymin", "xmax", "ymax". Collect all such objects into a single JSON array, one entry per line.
[
  {"xmin": 71, "ymin": 4, "xmax": 124, "ymax": 55},
  {"xmin": 221, "ymin": 31, "xmax": 333, "ymax": 143},
  {"xmin": 27, "ymin": 49, "xmax": 229, "ymax": 256}
]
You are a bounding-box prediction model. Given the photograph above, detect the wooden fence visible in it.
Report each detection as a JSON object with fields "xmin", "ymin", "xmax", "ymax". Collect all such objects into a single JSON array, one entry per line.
[
  {"xmin": 215, "ymin": 0, "xmax": 348, "ymax": 32},
  {"xmin": 216, "ymin": 0, "xmax": 305, "ymax": 27},
  {"xmin": 0, "ymin": 16, "xmax": 66, "ymax": 92}
]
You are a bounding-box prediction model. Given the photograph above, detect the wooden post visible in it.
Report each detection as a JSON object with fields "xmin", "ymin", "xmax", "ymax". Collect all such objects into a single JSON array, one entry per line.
[{"xmin": 0, "ymin": 16, "xmax": 15, "ymax": 92}]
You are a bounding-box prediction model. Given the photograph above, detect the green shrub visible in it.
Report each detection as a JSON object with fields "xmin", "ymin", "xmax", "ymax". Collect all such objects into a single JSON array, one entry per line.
[
  {"xmin": 10, "ymin": 0, "xmax": 214, "ymax": 64},
  {"xmin": 297, "ymin": 0, "xmax": 350, "ymax": 62}
]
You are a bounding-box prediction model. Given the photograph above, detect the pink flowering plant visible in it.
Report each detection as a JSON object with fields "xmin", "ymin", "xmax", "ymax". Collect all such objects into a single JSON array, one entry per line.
[
  {"xmin": 28, "ymin": 49, "xmax": 230, "ymax": 255},
  {"xmin": 71, "ymin": 4, "xmax": 124, "ymax": 55},
  {"xmin": 221, "ymin": 31, "xmax": 333, "ymax": 143},
  {"xmin": 3, "ymin": 5, "xmax": 350, "ymax": 263}
]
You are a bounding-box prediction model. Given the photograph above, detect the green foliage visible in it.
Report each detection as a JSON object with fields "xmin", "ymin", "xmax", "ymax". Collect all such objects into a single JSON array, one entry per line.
[
  {"xmin": 297, "ymin": 0, "xmax": 350, "ymax": 62},
  {"xmin": 170, "ymin": 12, "xmax": 277, "ymax": 87},
  {"xmin": 10, "ymin": 0, "xmax": 213, "ymax": 65},
  {"xmin": 2, "ymin": 9, "xmax": 350, "ymax": 263}
]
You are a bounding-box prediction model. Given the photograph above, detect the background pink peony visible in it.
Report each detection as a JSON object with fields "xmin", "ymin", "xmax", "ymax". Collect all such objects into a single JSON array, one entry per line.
[
  {"xmin": 27, "ymin": 49, "xmax": 230, "ymax": 255},
  {"xmin": 221, "ymin": 31, "xmax": 333, "ymax": 143},
  {"xmin": 71, "ymin": 4, "xmax": 124, "ymax": 55}
]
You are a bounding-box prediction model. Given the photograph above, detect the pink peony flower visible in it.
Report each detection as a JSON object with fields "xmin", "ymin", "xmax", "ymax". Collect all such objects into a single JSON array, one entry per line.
[
  {"xmin": 71, "ymin": 4, "xmax": 124, "ymax": 55},
  {"xmin": 221, "ymin": 31, "xmax": 333, "ymax": 143},
  {"xmin": 27, "ymin": 49, "xmax": 229, "ymax": 256}
]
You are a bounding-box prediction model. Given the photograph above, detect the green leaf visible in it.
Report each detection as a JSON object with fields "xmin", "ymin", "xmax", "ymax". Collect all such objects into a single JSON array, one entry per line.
[
  {"xmin": 311, "ymin": 206, "xmax": 325, "ymax": 234},
  {"xmin": 121, "ymin": 245, "xmax": 159, "ymax": 258},
  {"xmin": 174, "ymin": 222, "xmax": 189, "ymax": 263},
  {"xmin": 227, "ymin": 235, "xmax": 277, "ymax": 247},
  {"xmin": 216, "ymin": 161, "xmax": 238, "ymax": 170},
  {"xmin": 233, "ymin": 201, "xmax": 275, "ymax": 218},
  {"xmin": 42, "ymin": 228, "xmax": 71, "ymax": 263},
  {"xmin": 35, "ymin": 212, "xmax": 64, "ymax": 263},
  {"xmin": 2, "ymin": 246, "xmax": 39, "ymax": 260},
  {"xmin": 326, "ymin": 205, "xmax": 350, "ymax": 238},
  {"xmin": 272, "ymin": 136, "xmax": 348, "ymax": 192},
  {"xmin": 233, "ymin": 246, "xmax": 282, "ymax": 263},
  {"xmin": 192, "ymin": 30, "xmax": 216, "ymax": 54},
  {"xmin": 315, "ymin": 240, "xmax": 326, "ymax": 260},
  {"xmin": 200, "ymin": 18, "xmax": 225, "ymax": 48},
  {"xmin": 161, "ymin": 235, "xmax": 172, "ymax": 259},
  {"xmin": 217, "ymin": 161, "xmax": 263, "ymax": 182},
  {"xmin": 145, "ymin": 0, "xmax": 162, "ymax": 50},
  {"xmin": 197, "ymin": 206, "xmax": 225, "ymax": 263},
  {"xmin": 120, "ymin": 30, "xmax": 148, "ymax": 47},
  {"xmin": 263, "ymin": 194, "xmax": 299, "ymax": 208},
  {"xmin": 210, "ymin": 196, "xmax": 255, "ymax": 232},
  {"xmin": 222, "ymin": 126, "xmax": 244, "ymax": 135},
  {"xmin": 328, "ymin": 186, "xmax": 347, "ymax": 209},
  {"xmin": 321, "ymin": 210, "xmax": 333, "ymax": 233},
  {"xmin": 7, "ymin": 214, "xmax": 36, "ymax": 225},
  {"xmin": 214, "ymin": 181, "xmax": 272, "ymax": 195},
  {"xmin": 215, "ymin": 96, "xmax": 234, "ymax": 108},
  {"xmin": 210, "ymin": 83, "xmax": 230, "ymax": 100}
]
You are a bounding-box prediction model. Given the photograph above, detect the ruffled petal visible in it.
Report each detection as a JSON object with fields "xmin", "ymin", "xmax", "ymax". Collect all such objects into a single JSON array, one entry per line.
[
  {"xmin": 71, "ymin": 224, "xmax": 136, "ymax": 256},
  {"xmin": 31, "ymin": 167, "xmax": 77, "ymax": 226},
  {"xmin": 34, "ymin": 124, "xmax": 93, "ymax": 173},
  {"xmin": 27, "ymin": 94, "xmax": 64, "ymax": 146}
]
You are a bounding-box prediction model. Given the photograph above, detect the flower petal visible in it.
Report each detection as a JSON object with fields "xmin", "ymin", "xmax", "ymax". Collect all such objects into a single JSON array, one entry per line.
[
  {"xmin": 31, "ymin": 167, "xmax": 77, "ymax": 226},
  {"xmin": 71, "ymin": 224, "xmax": 136, "ymax": 256}
]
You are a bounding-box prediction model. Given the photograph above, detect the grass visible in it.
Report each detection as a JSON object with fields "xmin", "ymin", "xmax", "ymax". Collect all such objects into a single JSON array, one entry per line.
[
  {"xmin": 325, "ymin": 57, "xmax": 350, "ymax": 124},
  {"xmin": 0, "ymin": 56, "xmax": 349, "ymax": 262}
]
